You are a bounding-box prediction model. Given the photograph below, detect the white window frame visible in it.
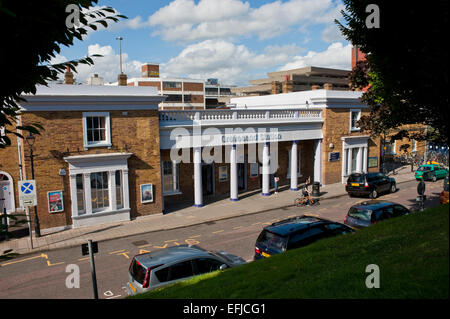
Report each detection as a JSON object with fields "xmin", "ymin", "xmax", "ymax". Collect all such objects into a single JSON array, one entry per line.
[
  {"xmin": 412, "ymin": 139, "xmax": 417, "ymax": 152},
  {"xmin": 82, "ymin": 112, "xmax": 111, "ymax": 149},
  {"xmin": 350, "ymin": 109, "xmax": 361, "ymax": 132}
]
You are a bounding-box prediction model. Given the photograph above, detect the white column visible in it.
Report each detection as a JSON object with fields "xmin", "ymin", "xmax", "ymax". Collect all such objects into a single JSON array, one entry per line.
[
  {"xmin": 348, "ymin": 148, "xmax": 353, "ymax": 175},
  {"xmin": 342, "ymin": 147, "xmax": 347, "ymax": 183},
  {"xmin": 230, "ymin": 144, "xmax": 238, "ymax": 201},
  {"xmin": 83, "ymin": 172, "xmax": 92, "ymax": 214},
  {"xmin": 69, "ymin": 174, "xmax": 78, "ymax": 217},
  {"xmin": 109, "ymin": 170, "xmax": 117, "ymax": 211},
  {"xmin": 362, "ymin": 146, "xmax": 368, "ymax": 173},
  {"xmin": 262, "ymin": 142, "xmax": 270, "ymax": 196},
  {"xmin": 193, "ymin": 147, "xmax": 203, "ymax": 207},
  {"xmin": 290, "ymin": 141, "xmax": 298, "ymax": 191},
  {"xmin": 172, "ymin": 160, "xmax": 178, "ymax": 191},
  {"xmin": 314, "ymin": 139, "xmax": 322, "ymax": 184},
  {"xmin": 122, "ymin": 169, "xmax": 130, "ymax": 209},
  {"xmin": 356, "ymin": 147, "xmax": 362, "ymax": 172}
]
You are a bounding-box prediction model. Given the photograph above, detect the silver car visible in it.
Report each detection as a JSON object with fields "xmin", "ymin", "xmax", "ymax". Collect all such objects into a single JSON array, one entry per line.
[{"xmin": 126, "ymin": 245, "xmax": 246, "ymax": 295}]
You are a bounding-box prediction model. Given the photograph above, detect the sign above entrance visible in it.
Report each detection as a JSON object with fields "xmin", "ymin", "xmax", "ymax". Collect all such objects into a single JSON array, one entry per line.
[{"xmin": 18, "ymin": 180, "xmax": 37, "ymax": 207}]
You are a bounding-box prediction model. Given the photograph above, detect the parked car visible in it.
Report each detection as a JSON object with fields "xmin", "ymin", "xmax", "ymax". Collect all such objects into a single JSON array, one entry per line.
[
  {"xmin": 345, "ymin": 172, "xmax": 397, "ymax": 199},
  {"xmin": 440, "ymin": 175, "xmax": 449, "ymax": 204},
  {"xmin": 415, "ymin": 163, "xmax": 448, "ymax": 182},
  {"xmin": 344, "ymin": 200, "xmax": 410, "ymax": 229},
  {"xmin": 254, "ymin": 215, "xmax": 354, "ymax": 260},
  {"xmin": 126, "ymin": 245, "xmax": 246, "ymax": 295}
]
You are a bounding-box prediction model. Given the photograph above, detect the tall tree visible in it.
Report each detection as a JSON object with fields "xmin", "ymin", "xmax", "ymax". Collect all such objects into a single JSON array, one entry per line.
[
  {"xmin": 336, "ymin": 0, "xmax": 448, "ymax": 144},
  {"xmin": 0, "ymin": 0, "xmax": 126, "ymax": 148}
]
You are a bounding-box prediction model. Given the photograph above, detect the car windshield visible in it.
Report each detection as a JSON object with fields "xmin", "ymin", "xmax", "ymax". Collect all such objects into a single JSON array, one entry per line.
[
  {"xmin": 348, "ymin": 207, "xmax": 372, "ymax": 222},
  {"xmin": 256, "ymin": 230, "xmax": 288, "ymax": 253},
  {"xmin": 417, "ymin": 166, "xmax": 431, "ymax": 172},
  {"xmin": 129, "ymin": 258, "xmax": 147, "ymax": 284}
]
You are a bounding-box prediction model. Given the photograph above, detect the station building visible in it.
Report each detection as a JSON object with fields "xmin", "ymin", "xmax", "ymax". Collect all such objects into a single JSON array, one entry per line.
[{"xmin": 1, "ymin": 82, "xmax": 383, "ymax": 233}]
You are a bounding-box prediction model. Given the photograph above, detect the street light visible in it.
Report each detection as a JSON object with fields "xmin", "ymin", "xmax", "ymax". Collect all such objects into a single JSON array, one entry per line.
[
  {"xmin": 25, "ymin": 132, "xmax": 41, "ymax": 238},
  {"xmin": 116, "ymin": 36, "xmax": 123, "ymax": 74}
]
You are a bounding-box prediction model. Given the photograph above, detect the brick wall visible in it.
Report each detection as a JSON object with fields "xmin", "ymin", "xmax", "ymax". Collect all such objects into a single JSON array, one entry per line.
[
  {"xmin": 321, "ymin": 108, "xmax": 380, "ymax": 184},
  {"xmin": 18, "ymin": 110, "xmax": 162, "ymax": 230}
]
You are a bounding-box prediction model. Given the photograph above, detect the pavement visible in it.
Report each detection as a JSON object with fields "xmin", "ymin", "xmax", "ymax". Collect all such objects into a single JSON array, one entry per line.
[{"xmin": 1, "ymin": 166, "xmax": 418, "ymax": 256}]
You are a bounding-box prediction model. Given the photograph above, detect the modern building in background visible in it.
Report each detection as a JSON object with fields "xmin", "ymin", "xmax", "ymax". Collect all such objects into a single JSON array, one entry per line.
[{"xmin": 231, "ymin": 66, "xmax": 351, "ymax": 96}]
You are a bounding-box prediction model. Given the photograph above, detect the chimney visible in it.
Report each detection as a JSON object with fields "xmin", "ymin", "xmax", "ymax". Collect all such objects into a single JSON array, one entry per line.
[
  {"xmin": 118, "ymin": 73, "xmax": 128, "ymax": 86},
  {"xmin": 142, "ymin": 63, "xmax": 160, "ymax": 78},
  {"xmin": 64, "ymin": 66, "xmax": 74, "ymax": 85},
  {"xmin": 271, "ymin": 81, "xmax": 281, "ymax": 94},
  {"xmin": 324, "ymin": 83, "xmax": 333, "ymax": 90},
  {"xmin": 282, "ymin": 75, "xmax": 293, "ymax": 93},
  {"xmin": 311, "ymin": 84, "xmax": 320, "ymax": 90}
]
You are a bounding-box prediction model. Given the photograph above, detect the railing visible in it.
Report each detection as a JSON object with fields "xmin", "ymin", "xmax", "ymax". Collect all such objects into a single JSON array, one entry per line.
[{"xmin": 159, "ymin": 109, "xmax": 322, "ymax": 125}]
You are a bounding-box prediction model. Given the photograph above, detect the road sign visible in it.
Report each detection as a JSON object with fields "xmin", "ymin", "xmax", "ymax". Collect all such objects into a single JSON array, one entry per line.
[
  {"xmin": 18, "ymin": 180, "xmax": 37, "ymax": 207},
  {"xmin": 82, "ymin": 241, "xmax": 98, "ymax": 256}
]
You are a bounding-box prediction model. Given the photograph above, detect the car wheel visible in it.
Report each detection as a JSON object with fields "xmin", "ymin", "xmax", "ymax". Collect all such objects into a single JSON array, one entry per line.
[
  {"xmin": 390, "ymin": 183, "xmax": 397, "ymax": 193},
  {"xmin": 370, "ymin": 189, "xmax": 378, "ymax": 199},
  {"xmin": 432, "ymin": 175, "xmax": 437, "ymax": 182}
]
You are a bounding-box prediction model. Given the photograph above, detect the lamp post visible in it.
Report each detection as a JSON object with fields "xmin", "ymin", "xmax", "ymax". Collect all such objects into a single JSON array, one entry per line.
[
  {"xmin": 116, "ymin": 36, "xmax": 123, "ymax": 74},
  {"xmin": 25, "ymin": 132, "xmax": 41, "ymax": 238}
]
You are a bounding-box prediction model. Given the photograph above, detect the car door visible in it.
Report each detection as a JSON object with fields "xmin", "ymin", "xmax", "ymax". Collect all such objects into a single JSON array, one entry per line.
[
  {"xmin": 378, "ymin": 173, "xmax": 390, "ymax": 192},
  {"xmin": 193, "ymin": 257, "xmax": 225, "ymax": 276},
  {"xmin": 153, "ymin": 259, "xmax": 195, "ymax": 289}
]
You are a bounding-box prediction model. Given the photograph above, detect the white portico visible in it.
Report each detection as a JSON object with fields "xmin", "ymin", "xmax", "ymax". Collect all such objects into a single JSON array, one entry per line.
[{"xmin": 159, "ymin": 106, "xmax": 324, "ymax": 207}]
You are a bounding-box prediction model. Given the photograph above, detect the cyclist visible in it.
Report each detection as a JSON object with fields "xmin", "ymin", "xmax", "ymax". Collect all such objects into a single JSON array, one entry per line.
[{"xmin": 300, "ymin": 177, "xmax": 313, "ymax": 205}]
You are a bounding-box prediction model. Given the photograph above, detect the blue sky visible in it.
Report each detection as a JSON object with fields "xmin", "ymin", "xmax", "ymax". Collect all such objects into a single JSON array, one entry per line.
[{"xmin": 57, "ymin": 0, "xmax": 351, "ymax": 86}]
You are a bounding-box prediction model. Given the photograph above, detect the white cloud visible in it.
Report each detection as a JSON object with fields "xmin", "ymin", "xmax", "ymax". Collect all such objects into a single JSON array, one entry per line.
[
  {"xmin": 161, "ymin": 40, "xmax": 304, "ymax": 85},
  {"xmin": 321, "ymin": 24, "xmax": 344, "ymax": 42},
  {"xmin": 51, "ymin": 44, "xmax": 144, "ymax": 83},
  {"xmin": 138, "ymin": 0, "xmax": 343, "ymax": 42},
  {"xmin": 279, "ymin": 42, "xmax": 352, "ymax": 71}
]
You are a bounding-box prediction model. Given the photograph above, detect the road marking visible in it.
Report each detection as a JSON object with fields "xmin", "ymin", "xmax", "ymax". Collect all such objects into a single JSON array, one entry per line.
[
  {"xmin": 288, "ymin": 214, "xmax": 297, "ymax": 218},
  {"xmin": 164, "ymin": 239, "xmax": 178, "ymax": 243},
  {"xmin": 251, "ymin": 222, "xmax": 261, "ymax": 225},
  {"xmin": 0, "ymin": 253, "xmax": 47, "ymax": 267},
  {"xmin": 46, "ymin": 260, "xmax": 65, "ymax": 267},
  {"xmin": 78, "ymin": 256, "xmax": 96, "ymax": 261},
  {"xmin": 212, "ymin": 230, "xmax": 224, "ymax": 234},
  {"xmin": 137, "ymin": 243, "xmax": 153, "ymax": 248},
  {"xmin": 109, "ymin": 249, "xmax": 126, "ymax": 255},
  {"xmin": 188, "ymin": 235, "xmax": 201, "ymax": 238},
  {"xmin": 138, "ymin": 249, "xmax": 151, "ymax": 254},
  {"xmin": 185, "ymin": 238, "xmax": 200, "ymax": 245},
  {"xmin": 153, "ymin": 243, "xmax": 169, "ymax": 249},
  {"xmin": 232, "ymin": 226, "xmax": 242, "ymax": 230}
]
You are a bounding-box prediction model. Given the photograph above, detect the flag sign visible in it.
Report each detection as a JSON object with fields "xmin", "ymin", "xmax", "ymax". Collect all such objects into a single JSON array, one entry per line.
[{"xmin": 18, "ymin": 180, "xmax": 37, "ymax": 207}]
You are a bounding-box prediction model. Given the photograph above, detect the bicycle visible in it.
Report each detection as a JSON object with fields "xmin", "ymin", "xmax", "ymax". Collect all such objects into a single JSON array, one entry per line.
[{"xmin": 294, "ymin": 194, "xmax": 320, "ymax": 207}]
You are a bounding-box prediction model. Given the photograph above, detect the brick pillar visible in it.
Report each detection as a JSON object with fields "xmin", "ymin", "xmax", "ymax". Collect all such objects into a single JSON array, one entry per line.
[
  {"xmin": 324, "ymin": 83, "xmax": 333, "ymax": 90},
  {"xmin": 118, "ymin": 73, "xmax": 128, "ymax": 86},
  {"xmin": 64, "ymin": 66, "xmax": 74, "ymax": 84},
  {"xmin": 271, "ymin": 81, "xmax": 281, "ymax": 94}
]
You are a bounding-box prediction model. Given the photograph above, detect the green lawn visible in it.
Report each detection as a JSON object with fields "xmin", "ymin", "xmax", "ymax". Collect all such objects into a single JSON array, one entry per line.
[{"xmin": 129, "ymin": 204, "xmax": 449, "ymax": 299}]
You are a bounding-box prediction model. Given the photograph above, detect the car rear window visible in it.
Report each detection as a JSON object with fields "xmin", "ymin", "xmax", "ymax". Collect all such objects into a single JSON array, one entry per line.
[
  {"xmin": 256, "ymin": 230, "xmax": 288, "ymax": 253},
  {"xmin": 348, "ymin": 207, "xmax": 372, "ymax": 222},
  {"xmin": 347, "ymin": 174, "xmax": 365, "ymax": 183},
  {"xmin": 129, "ymin": 258, "xmax": 147, "ymax": 284},
  {"xmin": 417, "ymin": 166, "xmax": 431, "ymax": 172}
]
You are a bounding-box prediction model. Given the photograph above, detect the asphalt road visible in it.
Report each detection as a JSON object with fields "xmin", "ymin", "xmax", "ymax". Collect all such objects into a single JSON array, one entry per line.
[{"xmin": 0, "ymin": 179, "xmax": 444, "ymax": 299}]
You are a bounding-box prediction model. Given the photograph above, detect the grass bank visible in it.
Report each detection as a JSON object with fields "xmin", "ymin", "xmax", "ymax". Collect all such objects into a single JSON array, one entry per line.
[{"xmin": 129, "ymin": 204, "xmax": 449, "ymax": 299}]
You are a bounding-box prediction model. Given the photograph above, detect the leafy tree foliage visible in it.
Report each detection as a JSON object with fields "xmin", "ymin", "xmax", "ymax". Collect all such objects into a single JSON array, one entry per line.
[
  {"xmin": 0, "ymin": 0, "xmax": 126, "ymax": 148},
  {"xmin": 336, "ymin": 0, "xmax": 448, "ymax": 144}
]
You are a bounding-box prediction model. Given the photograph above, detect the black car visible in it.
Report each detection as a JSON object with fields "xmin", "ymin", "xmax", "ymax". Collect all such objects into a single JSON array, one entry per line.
[
  {"xmin": 345, "ymin": 172, "xmax": 396, "ymax": 199},
  {"xmin": 254, "ymin": 215, "xmax": 354, "ymax": 260},
  {"xmin": 344, "ymin": 200, "xmax": 410, "ymax": 229}
]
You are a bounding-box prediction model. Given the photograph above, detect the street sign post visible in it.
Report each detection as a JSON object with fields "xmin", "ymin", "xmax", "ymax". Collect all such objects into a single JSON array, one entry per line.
[
  {"xmin": 82, "ymin": 240, "xmax": 99, "ymax": 299},
  {"xmin": 18, "ymin": 180, "xmax": 37, "ymax": 207}
]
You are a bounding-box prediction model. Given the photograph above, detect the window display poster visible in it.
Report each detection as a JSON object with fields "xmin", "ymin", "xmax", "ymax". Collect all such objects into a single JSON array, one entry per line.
[
  {"xmin": 219, "ymin": 166, "xmax": 228, "ymax": 182},
  {"xmin": 140, "ymin": 183, "xmax": 154, "ymax": 203},
  {"xmin": 48, "ymin": 190, "xmax": 64, "ymax": 213}
]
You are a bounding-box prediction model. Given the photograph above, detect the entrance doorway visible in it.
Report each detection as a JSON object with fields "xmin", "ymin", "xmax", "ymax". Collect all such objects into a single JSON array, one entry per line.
[
  {"xmin": 202, "ymin": 163, "xmax": 214, "ymax": 196},
  {"xmin": 0, "ymin": 172, "xmax": 15, "ymax": 215},
  {"xmin": 238, "ymin": 155, "xmax": 247, "ymax": 191}
]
